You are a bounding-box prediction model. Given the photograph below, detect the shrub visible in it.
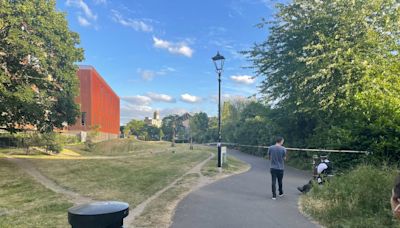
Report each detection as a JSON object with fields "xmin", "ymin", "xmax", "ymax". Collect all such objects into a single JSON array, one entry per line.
[
  {"xmin": 42, "ymin": 133, "xmax": 63, "ymax": 153},
  {"xmin": 84, "ymin": 138, "xmax": 95, "ymax": 152},
  {"xmin": 301, "ymin": 165, "xmax": 399, "ymax": 227}
]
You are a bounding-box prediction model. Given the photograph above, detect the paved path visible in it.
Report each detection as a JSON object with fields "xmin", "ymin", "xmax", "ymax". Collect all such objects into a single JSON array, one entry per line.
[{"xmin": 172, "ymin": 150, "xmax": 318, "ymax": 228}]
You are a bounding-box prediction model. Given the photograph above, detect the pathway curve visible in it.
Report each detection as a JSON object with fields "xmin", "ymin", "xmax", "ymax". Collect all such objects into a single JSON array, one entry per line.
[
  {"xmin": 5, "ymin": 157, "xmax": 93, "ymax": 205},
  {"xmin": 172, "ymin": 149, "xmax": 319, "ymax": 228}
]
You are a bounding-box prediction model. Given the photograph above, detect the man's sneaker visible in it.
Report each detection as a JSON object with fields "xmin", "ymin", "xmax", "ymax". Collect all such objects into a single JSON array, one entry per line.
[
  {"xmin": 272, "ymin": 197, "xmax": 276, "ymax": 200},
  {"xmin": 278, "ymin": 193, "xmax": 284, "ymax": 197}
]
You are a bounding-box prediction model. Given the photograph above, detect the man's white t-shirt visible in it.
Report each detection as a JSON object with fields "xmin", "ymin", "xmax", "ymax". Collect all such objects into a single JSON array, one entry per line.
[{"xmin": 317, "ymin": 161, "xmax": 329, "ymax": 174}]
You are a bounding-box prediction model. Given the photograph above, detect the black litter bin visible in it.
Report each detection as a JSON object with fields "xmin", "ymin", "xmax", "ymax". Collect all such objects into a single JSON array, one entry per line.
[{"xmin": 68, "ymin": 201, "xmax": 129, "ymax": 228}]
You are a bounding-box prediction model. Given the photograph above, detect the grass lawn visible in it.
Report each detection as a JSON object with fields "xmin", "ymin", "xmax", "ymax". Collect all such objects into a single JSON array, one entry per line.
[
  {"xmin": 30, "ymin": 141, "xmax": 212, "ymax": 208},
  {"xmin": 133, "ymin": 173, "xmax": 200, "ymax": 227},
  {"xmin": 66, "ymin": 138, "xmax": 178, "ymax": 156},
  {"xmin": 0, "ymin": 159, "xmax": 71, "ymax": 228},
  {"xmin": 0, "ymin": 139, "xmax": 248, "ymax": 227}
]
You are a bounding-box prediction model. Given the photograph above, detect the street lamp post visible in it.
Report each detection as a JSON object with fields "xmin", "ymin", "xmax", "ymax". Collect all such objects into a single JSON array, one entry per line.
[{"xmin": 212, "ymin": 52, "xmax": 225, "ymax": 168}]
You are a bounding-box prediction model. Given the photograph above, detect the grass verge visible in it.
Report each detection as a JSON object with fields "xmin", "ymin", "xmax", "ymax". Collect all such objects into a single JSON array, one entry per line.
[
  {"xmin": 30, "ymin": 144, "xmax": 211, "ymax": 208},
  {"xmin": 300, "ymin": 165, "xmax": 400, "ymax": 228},
  {"xmin": 133, "ymin": 173, "xmax": 200, "ymax": 227},
  {"xmin": 66, "ymin": 138, "xmax": 177, "ymax": 156},
  {"xmin": 201, "ymin": 152, "xmax": 250, "ymax": 177},
  {"xmin": 0, "ymin": 159, "xmax": 71, "ymax": 228}
]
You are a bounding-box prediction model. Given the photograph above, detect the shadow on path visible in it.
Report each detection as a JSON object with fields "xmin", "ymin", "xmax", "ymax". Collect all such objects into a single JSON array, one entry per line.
[{"xmin": 172, "ymin": 149, "xmax": 318, "ymax": 228}]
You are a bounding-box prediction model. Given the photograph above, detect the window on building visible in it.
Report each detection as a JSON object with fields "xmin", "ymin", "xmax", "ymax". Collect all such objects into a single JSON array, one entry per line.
[{"xmin": 81, "ymin": 112, "xmax": 86, "ymax": 126}]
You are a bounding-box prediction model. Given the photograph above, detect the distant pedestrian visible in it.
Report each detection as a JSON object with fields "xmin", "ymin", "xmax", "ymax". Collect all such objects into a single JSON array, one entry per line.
[
  {"xmin": 391, "ymin": 175, "xmax": 400, "ymax": 219},
  {"xmin": 268, "ymin": 136, "xmax": 286, "ymax": 200}
]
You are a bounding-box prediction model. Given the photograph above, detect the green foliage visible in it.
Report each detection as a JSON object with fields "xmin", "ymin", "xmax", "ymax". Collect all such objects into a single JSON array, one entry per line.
[
  {"xmin": 0, "ymin": 0, "xmax": 84, "ymax": 133},
  {"xmin": 84, "ymin": 125, "xmax": 100, "ymax": 151},
  {"xmin": 124, "ymin": 119, "xmax": 162, "ymax": 141},
  {"xmin": 142, "ymin": 125, "xmax": 162, "ymax": 141},
  {"xmin": 302, "ymin": 165, "xmax": 399, "ymax": 227},
  {"xmin": 12, "ymin": 132, "xmax": 63, "ymax": 153},
  {"xmin": 189, "ymin": 112, "xmax": 209, "ymax": 143},
  {"xmin": 244, "ymin": 0, "xmax": 400, "ymax": 163},
  {"xmin": 124, "ymin": 119, "xmax": 145, "ymax": 137},
  {"xmin": 161, "ymin": 115, "xmax": 185, "ymax": 141}
]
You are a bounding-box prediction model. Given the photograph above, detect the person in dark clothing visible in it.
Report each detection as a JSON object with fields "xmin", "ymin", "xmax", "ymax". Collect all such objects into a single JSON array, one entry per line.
[{"xmin": 268, "ymin": 136, "xmax": 287, "ymax": 200}]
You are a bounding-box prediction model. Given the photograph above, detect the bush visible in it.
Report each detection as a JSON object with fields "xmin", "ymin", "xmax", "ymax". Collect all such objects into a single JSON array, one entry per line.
[
  {"xmin": 301, "ymin": 165, "xmax": 399, "ymax": 227},
  {"xmin": 84, "ymin": 138, "xmax": 95, "ymax": 152},
  {"xmin": 56, "ymin": 134, "xmax": 79, "ymax": 145},
  {"xmin": 41, "ymin": 133, "xmax": 63, "ymax": 153}
]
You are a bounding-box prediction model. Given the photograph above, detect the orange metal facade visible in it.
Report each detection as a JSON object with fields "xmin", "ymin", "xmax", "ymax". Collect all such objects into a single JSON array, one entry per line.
[{"xmin": 68, "ymin": 66, "xmax": 120, "ymax": 136}]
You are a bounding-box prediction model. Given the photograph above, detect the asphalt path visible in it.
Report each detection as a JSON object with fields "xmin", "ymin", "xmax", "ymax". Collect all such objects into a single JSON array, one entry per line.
[{"xmin": 172, "ymin": 149, "xmax": 318, "ymax": 228}]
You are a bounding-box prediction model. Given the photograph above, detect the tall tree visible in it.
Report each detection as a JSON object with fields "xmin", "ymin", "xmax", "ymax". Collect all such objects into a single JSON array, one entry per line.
[
  {"xmin": 125, "ymin": 119, "xmax": 145, "ymax": 137},
  {"xmin": 189, "ymin": 112, "xmax": 209, "ymax": 143},
  {"xmin": 0, "ymin": 0, "xmax": 84, "ymax": 133},
  {"xmin": 246, "ymin": 0, "xmax": 400, "ymax": 157}
]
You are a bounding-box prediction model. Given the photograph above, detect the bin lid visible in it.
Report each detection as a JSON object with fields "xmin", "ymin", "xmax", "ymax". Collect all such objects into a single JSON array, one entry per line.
[{"xmin": 68, "ymin": 201, "xmax": 129, "ymax": 216}]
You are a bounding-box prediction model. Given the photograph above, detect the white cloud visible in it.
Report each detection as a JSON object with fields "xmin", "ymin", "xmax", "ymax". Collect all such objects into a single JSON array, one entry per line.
[
  {"xmin": 180, "ymin": 93, "xmax": 202, "ymax": 103},
  {"xmin": 121, "ymin": 95, "xmax": 152, "ymax": 106},
  {"xmin": 120, "ymin": 104, "xmax": 154, "ymax": 124},
  {"xmin": 121, "ymin": 93, "xmax": 176, "ymax": 106},
  {"xmin": 137, "ymin": 69, "xmax": 156, "ymax": 81},
  {"xmin": 137, "ymin": 67, "xmax": 175, "ymax": 81},
  {"xmin": 153, "ymin": 37, "xmax": 194, "ymax": 57},
  {"xmin": 146, "ymin": 92, "xmax": 176, "ymax": 103},
  {"xmin": 111, "ymin": 10, "xmax": 153, "ymax": 32},
  {"xmin": 230, "ymin": 75, "xmax": 255, "ymax": 85},
  {"xmin": 66, "ymin": 0, "xmax": 97, "ymax": 20},
  {"xmin": 77, "ymin": 16, "xmax": 91, "ymax": 26}
]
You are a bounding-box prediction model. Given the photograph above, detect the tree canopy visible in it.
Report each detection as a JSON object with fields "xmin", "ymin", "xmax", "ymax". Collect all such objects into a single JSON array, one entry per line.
[
  {"xmin": 245, "ymin": 0, "xmax": 400, "ymax": 160},
  {"xmin": 0, "ymin": 0, "xmax": 84, "ymax": 133}
]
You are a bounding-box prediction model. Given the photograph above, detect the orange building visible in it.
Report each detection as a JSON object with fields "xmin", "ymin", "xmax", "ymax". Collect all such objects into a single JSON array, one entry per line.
[{"xmin": 68, "ymin": 65, "xmax": 120, "ymax": 141}]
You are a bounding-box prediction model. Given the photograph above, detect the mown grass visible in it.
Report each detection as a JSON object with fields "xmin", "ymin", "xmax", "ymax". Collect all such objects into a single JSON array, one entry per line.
[
  {"xmin": 300, "ymin": 165, "xmax": 400, "ymax": 228},
  {"xmin": 66, "ymin": 138, "xmax": 179, "ymax": 156},
  {"xmin": 201, "ymin": 151, "xmax": 250, "ymax": 177},
  {"xmin": 0, "ymin": 159, "xmax": 71, "ymax": 228},
  {"xmin": 30, "ymin": 141, "xmax": 212, "ymax": 208},
  {"xmin": 133, "ymin": 173, "xmax": 200, "ymax": 227}
]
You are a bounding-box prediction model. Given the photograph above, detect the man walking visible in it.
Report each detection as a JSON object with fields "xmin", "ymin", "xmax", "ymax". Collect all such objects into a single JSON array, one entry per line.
[{"xmin": 268, "ymin": 136, "xmax": 286, "ymax": 200}]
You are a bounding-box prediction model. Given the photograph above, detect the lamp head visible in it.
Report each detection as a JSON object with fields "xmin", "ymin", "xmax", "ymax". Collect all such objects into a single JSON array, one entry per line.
[{"xmin": 212, "ymin": 52, "xmax": 225, "ymax": 72}]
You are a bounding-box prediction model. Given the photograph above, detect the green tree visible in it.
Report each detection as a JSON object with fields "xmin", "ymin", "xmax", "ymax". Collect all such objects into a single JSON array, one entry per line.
[
  {"xmin": 189, "ymin": 112, "xmax": 209, "ymax": 143},
  {"xmin": 0, "ymin": 0, "xmax": 84, "ymax": 133},
  {"xmin": 246, "ymin": 0, "xmax": 400, "ymax": 160},
  {"xmin": 161, "ymin": 115, "xmax": 185, "ymax": 141},
  {"xmin": 143, "ymin": 125, "xmax": 161, "ymax": 141},
  {"xmin": 161, "ymin": 115, "xmax": 177, "ymax": 141},
  {"xmin": 124, "ymin": 120, "xmax": 145, "ymax": 138}
]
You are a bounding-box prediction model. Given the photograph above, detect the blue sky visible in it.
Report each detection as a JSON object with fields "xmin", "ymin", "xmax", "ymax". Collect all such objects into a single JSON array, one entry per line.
[{"xmin": 57, "ymin": 0, "xmax": 281, "ymax": 124}]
